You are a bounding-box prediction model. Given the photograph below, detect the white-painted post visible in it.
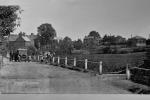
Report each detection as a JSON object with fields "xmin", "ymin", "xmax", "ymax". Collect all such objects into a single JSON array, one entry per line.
[
  {"xmin": 37, "ymin": 55, "xmax": 39, "ymax": 61},
  {"xmin": 57, "ymin": 56, "xmax": 60, "ymax": 65},
  {"xmin": 73, "ymin": 58, "xmax": 76, "ymax": 67},
  {"xmin": 126, "ymin": 64, "xmax": 131, "ymax": 80},
  {"xmin": 52, "ymin": 57, "xmax": 55, "ymax": 64},
  {"xmin": 99, "ymin": 61, "xmax": 103, "ymax": 75},
  {"xmin": 39, "ymin": 56, "xmax": 40, "ymax": 61},
  {"xmin": 65, "ymin": 57, "xmax": 68, "ymax": 66},
  {"xmin": 85, "ymin": 59, "xmax": 88, "ymax": 70}
]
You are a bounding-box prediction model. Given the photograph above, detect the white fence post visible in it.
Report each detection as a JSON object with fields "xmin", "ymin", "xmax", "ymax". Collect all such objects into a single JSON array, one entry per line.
[
  {"xmin": 57, "ymin": 56, "xmax": 60, "ymax": 65},
  {"xmin": 37, "ymin": 55, "xmax": 39, "ymax": 61},
  {"xmin": 85, "ymin": 59, "xmax": 88, "ymax": 70},
  {"xmin": 65, "ymin": 57, "xmax": 68, "ymax": 66},
  {"xmin": 126, "ymin": 64, "xmax": 131, "ymax": 80},
  {"xmin": 52, "ymin": 57, "xmax": 55, "ymax": 64},
  {"xmin": 73, "ymin": 58, "xmax": 76, "ymax": 67},
  {"xmin": 38, "ymin": 55, "xmax": 40, "ymax": 61},
  {"xmin": 99, "ymin": 61, "xmax": 103, "ymax": 75}
]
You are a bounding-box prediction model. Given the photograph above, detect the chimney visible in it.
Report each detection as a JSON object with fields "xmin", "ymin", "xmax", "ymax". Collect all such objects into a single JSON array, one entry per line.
[
  {"xmin": 22, "ymin": 32, "xmax": 25, "ymax": 36},
  {"xmin": 19, "ymin": 32, "xmax": 22, "ymax": 37},
  {"xmin": 31, "ymin": 33, "xmax": 34, "ymax": 36}
]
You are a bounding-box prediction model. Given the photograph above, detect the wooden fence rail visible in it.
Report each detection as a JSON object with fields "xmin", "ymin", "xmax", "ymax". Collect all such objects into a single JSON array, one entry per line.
[{"xmin": 36, "ymin": 55, "xmax": 146, "ymax": 80}]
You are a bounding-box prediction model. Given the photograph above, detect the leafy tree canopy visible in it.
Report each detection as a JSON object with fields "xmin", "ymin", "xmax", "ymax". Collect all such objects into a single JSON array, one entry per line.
[
  {"xmin": 73, "ymin": 39, "xmax": 83, "ymax": 50},
  {"xmin": 88, "ymin": 31, "xmax": 100, "ymax": 38},
  {"xmin": 58, "ymin": 36, "xmax": 73, "ymax": 54},
  {"xmin": 27, "ymin": 45, "xmax": 37, "ymax": 55},
  {"xmin": 102, "ymin": 34, "xmax": 126, "ymax": 45},
  {"xmin": 0, "ymin": 6, "xmax": 22, "ymax": 37},
  {"xmin": 37, "ymin": 23, "xmax": 56, "ymax": 45}
]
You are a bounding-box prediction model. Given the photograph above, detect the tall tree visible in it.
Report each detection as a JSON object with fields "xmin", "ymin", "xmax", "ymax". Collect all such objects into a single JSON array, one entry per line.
[
  {"xmin": 88, "ymin": 31, "xmax": 100, "ymax": 38},
  {"xmin": 59, "ymin": 37, "xmax": 73, "ymax": 54},
  {"xmin": 27, "ymin": 45, "xmax": 37, "ymax": 56},
  {"xmin": 0, "ymin": 6, "xmax": 21, "ymax": 37},
  {"xmin": 73, "ymin": 39, "xmax": 83, "ymax": 50},
  {"xmin": 37, "ymin": 23, "xmax": 56, "ymax": 46}
]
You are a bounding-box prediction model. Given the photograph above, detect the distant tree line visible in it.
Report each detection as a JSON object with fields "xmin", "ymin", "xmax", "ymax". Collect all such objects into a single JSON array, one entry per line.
[
  {"xmin": 1, "ymin": 6, "xmax": 148, "ymax": 55},
  {"xmin": 34, "ymin": 24, "xmax": 150, "ymax": 55}
]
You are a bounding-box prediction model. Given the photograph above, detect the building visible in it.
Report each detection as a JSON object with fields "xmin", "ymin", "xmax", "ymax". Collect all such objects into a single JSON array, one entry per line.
[
  {"xmin": 8, "ymin": 32, "xmax": 36, "ymax": 51},
  {"xmin": 128, "ymin": 36, "xmax": 146, "ymax": 47},
  {"xmin": 8, "ymin": 34, "xmax": 18, "ymax": 50},
  {"xmin": 15, "ymin": 33, "xmax": 32, "ymax": 49},
  {"xmin": 83, "ymin": 36, "xmax": 101, "ymax": 48},
  {"xmin": 28, "ymin": 33, "xmax": 37, "ymax": 46}
]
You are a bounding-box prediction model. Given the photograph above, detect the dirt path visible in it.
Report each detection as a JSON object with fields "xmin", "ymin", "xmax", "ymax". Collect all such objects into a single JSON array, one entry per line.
[{"xmin": 0, "ymin": 58, "xmax": 131, "ymax": 94}]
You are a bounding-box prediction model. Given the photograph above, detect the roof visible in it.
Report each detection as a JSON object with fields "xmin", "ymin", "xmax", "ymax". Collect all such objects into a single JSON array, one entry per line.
[
  {"xmin": 8, "ymin": 34, "xmax": 18, "ymax": 41},
  {"xmin": 8, "ymin": 34, "xmax": 37, "ymax": 42},
  {"xmin": 84, "ymin": 36, "xmax": 94, "ymax": 39},
  {"xmin": 28, "ymin": 35, "xmax": 37, "ymax": 41},
  {"xmin": 22, "ymin": 36, "xmax": 31, "ymax": 41},
  {"xmin": 18, "ymin": 48, "xmax": 27, "ymax": 51},
  {"xmin": 132, "ymin": 36, "xmax": 146, "ymax": 40}
]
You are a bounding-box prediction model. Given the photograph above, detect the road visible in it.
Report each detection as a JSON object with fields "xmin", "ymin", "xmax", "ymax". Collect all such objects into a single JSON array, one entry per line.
[{"xmin": 0, "ymin": 58, "xmax": 132, "ymax": 94}]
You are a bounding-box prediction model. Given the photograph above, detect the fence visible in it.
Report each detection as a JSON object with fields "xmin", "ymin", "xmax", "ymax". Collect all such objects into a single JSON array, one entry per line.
[
  {"xmin": 129, "ymin": 64, "xmax": 150, "ymax": 86},
  {"xmin": 0, "ymin": 55, "xmax": 3, "ymax": 69},
  {"xmin": 39, "ymin": 55, "xmax": 138, "ymax": 78},
  {"xmin": 50, "ymin": 56, "xmax": 103, "ymax": 74},
  {"xmin": 35, "ymin": 54, "xmax": 147, "ymax": 80}
]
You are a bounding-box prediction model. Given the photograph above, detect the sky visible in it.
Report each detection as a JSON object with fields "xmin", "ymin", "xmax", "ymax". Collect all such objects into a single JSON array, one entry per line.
[{"xmin": 1, "ymin": 0, "xmax": 150, "ymax": 40}]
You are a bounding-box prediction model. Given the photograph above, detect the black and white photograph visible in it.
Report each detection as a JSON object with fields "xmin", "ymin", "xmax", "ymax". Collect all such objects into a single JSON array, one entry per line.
[{"xmin": 0, "ymin": 0, "xmax": 150, "ymax": 95}]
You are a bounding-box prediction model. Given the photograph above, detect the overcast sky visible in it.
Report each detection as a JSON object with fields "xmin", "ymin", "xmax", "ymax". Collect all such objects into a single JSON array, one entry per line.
[{"xmin": 1, "ymin": 0, "xmax": 150, "ymax": 40}]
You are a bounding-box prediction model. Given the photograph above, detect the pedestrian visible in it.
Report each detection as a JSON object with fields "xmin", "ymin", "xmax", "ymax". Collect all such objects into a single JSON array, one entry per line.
[
  {"xmin": 12, "ymin": 51, "xmax": 15, "ymax": 61},
  {"xmin": 9, "ymin": 51, "xmax": 12, "ymax": 61},
  {"xmin": 28, "ymin": 55, "xmax": 31, "ymax": 62},
  {"xmin": 14, "ymin": 51, "xmax": 17, "ymax": 62}
]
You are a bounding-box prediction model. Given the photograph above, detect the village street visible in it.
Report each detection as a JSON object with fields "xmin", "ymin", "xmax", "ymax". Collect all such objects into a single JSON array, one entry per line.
[{"xmin": 0, "ymin": 57, "xmax": 135, "ymax": 94}]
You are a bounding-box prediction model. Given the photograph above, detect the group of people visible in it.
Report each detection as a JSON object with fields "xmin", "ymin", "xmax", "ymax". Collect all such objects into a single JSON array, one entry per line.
[
  {"xmin": 40, "ymin": 52, "xmax": 55, "ymax": 63},
  {"xmin": 9, "ymin": 50, "xmax": 32, "ymax": 62},
  {"xmin": 9, "ymin": 50, "xmax": 20, "ymax": 62},
  {"xmin": 9, "ymin": 50, "xmax": 55, "ymax": 63}
]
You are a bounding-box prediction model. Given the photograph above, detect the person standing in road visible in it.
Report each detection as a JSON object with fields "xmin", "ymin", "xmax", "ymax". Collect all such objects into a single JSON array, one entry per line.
[{"xmin": 9, "ymin": 51, "xmax": 12, "ymax": 61}]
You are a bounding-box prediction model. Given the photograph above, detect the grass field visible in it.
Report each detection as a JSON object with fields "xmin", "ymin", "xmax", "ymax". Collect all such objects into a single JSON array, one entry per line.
[{"xmin": 55, "ymin": 52, "xmax": 146, "ymax": 74}]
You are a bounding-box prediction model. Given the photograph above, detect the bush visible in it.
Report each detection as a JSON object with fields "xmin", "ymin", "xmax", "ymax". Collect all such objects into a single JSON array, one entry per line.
[{"xmin": 133, "ymin": 47, "xmax": 146, "ymax": 52}]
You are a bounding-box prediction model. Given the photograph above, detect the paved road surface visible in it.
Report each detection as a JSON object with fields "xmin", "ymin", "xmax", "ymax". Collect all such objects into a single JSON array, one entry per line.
[{"xmin": 0, "ymin": 58, "xmax": 131, "ymax": 94}]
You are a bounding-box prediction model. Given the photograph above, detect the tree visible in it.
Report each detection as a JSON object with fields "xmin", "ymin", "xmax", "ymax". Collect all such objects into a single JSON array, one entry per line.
[
  {"xmin": 37, "ymin": 23, "xmax": 56, "ymax": 46},
  {"xmin": 58, "ymin": 37, "xmax": 73, "ymax": 54},
  {"xmin": 27, "ymin": 45, "xmax": 37, "ymax": 56},
  {"xmin": 73, "ymin": 39, "xmax": 83, "ymax": 50},
  {"xmin": 102, "ymin": 35, "xmax": 126, "ymax": 45},
  {"xmin": 88, "ymin": 31, "xmax": 100, "ymax": 38},
  {"xmin": 0, "ymin": 6, "xmax": 22, "ymax": 37},
  {"xmin": 34, "ymin": 35, "xmax": 40, "ymax": 49},
  {"xmin": 146, "ymin": 39, "xmax": 150, "ymax": 45}
]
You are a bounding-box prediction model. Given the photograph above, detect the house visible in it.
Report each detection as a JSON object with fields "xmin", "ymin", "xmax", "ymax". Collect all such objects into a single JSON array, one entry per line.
[
  {"xmin": 8, "ymin": 34, "xmax": 18, "ymax": 50},
  {"xmin": 15, "ymin": 33, "xmax": 32, "ymax": 49},
  {"xmin": 28, "ymin": 33, "xmax": 37, "ymax": 46},
  {"xmin": 83, "ymin": 36, "xmax": 101, "ymax": 48},
  {"xmin": 128, "ymin": 36, "xmax": 146, "ymax": 47},
  {"xmin": 8, "ymin": 32, "xmax": 36, "ymax": 51}
]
